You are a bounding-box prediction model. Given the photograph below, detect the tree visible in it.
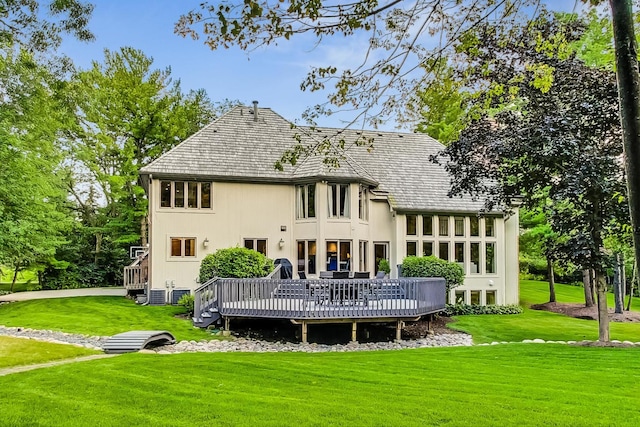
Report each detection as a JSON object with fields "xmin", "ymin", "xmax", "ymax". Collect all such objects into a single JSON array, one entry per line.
[
  {"xmin": 0, "ymin": 47, "xmax": 74, "ymax": 291},
  {"xmin": 432, "ymin": 16, "xmax": 627, "ymax": 341},
  {"xmin": 0, "ymin": 0, "xmax": 94, "ymax": 52}
]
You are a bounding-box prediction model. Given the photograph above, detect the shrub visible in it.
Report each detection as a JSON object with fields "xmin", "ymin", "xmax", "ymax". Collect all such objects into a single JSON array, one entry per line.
[
  {"xmin": 199, "ymin": 247, "xmax": 274, "ymax": 282},
  {"xmin": 443, "ymin": 304, "xmax": 523, "ymax": 316},
  {"xmin": 401, "ymin": 256, "xmax": 464, "ymax": 291},
  {"xmin": 177, "ymin": 294, "xmax": 195, "ymax": 316},
  {"xmin": 378, "ymin": 258, "xmax": 391, "ymax": 275}
]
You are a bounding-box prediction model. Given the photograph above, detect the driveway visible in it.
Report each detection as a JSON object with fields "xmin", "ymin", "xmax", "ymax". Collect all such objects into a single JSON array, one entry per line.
[{"xmin": 0, "ymin": 287, "xmax": 126, "ymax": 302}]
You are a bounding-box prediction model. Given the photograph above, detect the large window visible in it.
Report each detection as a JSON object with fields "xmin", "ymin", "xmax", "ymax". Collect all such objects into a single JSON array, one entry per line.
[
  {"xmin": 470, "ymin": 242, "xmax": 480, "ymax": 274},
  {"xmin": 326, "ymin": 240, "xmax": 351, "ymax": 271},
  {"xmin": 297, "ymin": 240, "xmax": 317, "ymax": 275},
  {"xmin": 470, "ymin": 216, "xmax": 479, "ymax": 237},
  {"xmin": 423, "ymin": 215, "xmax": 433, "ymax": 236},
  {"xmin": 296, "ymin": 184, "xmax": 316, "ymax": 219},
  {"xmin": 438, "ymin": 242, "xmax": 449, "ymax": 261},
  {"xmin": 359, "ymin": 241, "xmax": 368, "ymax": 272},
  {"xmin": 359, "ymin": 185, "xmax": 369, "ymax": 220},
  {"xmin": 486, "ymin": 242, "xmax": 496, "ymax": 274},
  {"xmin": 170, "ymin": 237, "xmax": 196, "ymax": 257},
  {"xmin": 423, "ymin": 241, "xmax": 433, "ymax": 256},
  {"xmin": 454, "ymin": 242, "xmax": 464, "ymax": 267},
  {"xmin": 407, "ymin": 241, "xmax": 417, "ymax": 256},
  {"xmin": 244, "ymin": 239, "xmax": 267, "ymax": 255},
  {"xmin": 160, "ymin": 181, "xmax": 212, "ymax": 209},
  {"xmin": 485, "ymin": 217, "xmax": 495, "ymax": 237},
  {"xmin": 374, "ymin": 242, "xmax": 388, "ymax": 274},
  {"xmin": 438, "ymin": 216, "xmax": 449, "ymax": 236},
  {"xmin": 328, "ymin": 183, "xmax": 350, "ymax": 218},
  {"xmin": 454, "ymin": 217, "xmax": 465, "ymax": 236},
  {"xmin": 406, "ymin": 215, "xmax": 417, "ymax": 235},
  {"xmin": 486, "ymin": 290, "xmax": 496, "ymax": 305}
]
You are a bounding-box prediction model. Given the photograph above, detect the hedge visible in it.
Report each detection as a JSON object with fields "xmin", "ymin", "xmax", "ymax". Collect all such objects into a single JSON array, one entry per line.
[
  {"xmin": 401, "ymin": 256, "xmax": 464, "ymax": 291},
  {"xmin": 199, "ymin": 247, "xmax": 274, "ymax": 282},
  {"xmin": 443, "ymin": 304, "xmax": 524, "ymax": 316}
]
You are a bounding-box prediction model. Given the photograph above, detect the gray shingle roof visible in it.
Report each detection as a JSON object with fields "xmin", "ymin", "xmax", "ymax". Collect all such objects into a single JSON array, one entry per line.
[{"xmin": 141, "ymin": 106, "xmax": 486, "ymax": 213}]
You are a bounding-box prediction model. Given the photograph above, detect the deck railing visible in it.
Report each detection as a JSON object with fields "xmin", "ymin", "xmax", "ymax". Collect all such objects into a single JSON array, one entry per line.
[
  {"xmin": 123, "ymin": 265, "xmax": 147, "ymax": 290},
  {"xmin": 193, "ymin": 277, "xmax": 219, "ymax": 325},
  {"xmin": 208, "ymin": 278, "xmax": 445, "ymax": 320}
]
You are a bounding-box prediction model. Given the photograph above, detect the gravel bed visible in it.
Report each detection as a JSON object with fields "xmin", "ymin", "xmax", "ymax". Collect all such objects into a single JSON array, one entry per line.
[{"xmin": 0, "ymin": 324, "xmax": 472, "ymax": 353}]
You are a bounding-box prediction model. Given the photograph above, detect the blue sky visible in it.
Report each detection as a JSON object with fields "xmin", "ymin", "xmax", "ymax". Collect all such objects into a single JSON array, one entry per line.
[{"xmin": 58, "ymin": 0, "xmax": 584, "ymax": 130}]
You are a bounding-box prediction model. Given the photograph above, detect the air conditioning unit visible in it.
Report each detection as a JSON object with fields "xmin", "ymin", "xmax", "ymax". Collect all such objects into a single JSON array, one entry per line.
[
  {"xmin": 171, "ymin": 289, "xmax": 191, "ymax": 305},
  {"xmin": 148, "ymin": 289, "xmax": 166, "ymax": 305}
]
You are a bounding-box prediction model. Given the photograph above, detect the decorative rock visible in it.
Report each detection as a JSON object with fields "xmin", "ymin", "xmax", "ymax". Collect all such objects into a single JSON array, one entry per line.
[
  {"xmin": 532, "ymin": 339, "xmax": 545, "ymax": 344},
  {"xmin": 522, "ymin": 339, "xmax": 533, "ymax": 344}
]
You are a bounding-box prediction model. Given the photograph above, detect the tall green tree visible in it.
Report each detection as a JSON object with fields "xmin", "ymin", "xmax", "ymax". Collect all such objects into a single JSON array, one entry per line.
[
  {"xmin": 0, "ymin": 47, "xmax": 74, "ymax": 291},
  {"xmin": 433, "ymin": 16, "xmax": 627, "ymax": 341}
]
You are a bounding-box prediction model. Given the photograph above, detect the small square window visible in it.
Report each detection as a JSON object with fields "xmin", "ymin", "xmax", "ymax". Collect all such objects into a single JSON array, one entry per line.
[
  {"xmin": 455, "ymin": 290, "xmax": 465, "ymax": 304},
  {"xmin": 470, "ymin": 290, "xmax": 481, "ymax": 305},
  {"xmin": 423, "ymin": 241, "xmax": 433, "ymax": 256},
  {"xmin": 470, "ymin": 216, "xmax": 479, "ymax": 237},
  {"xmin": 438, "ymin": 242, "xmax": 449, "ymax": 261}
]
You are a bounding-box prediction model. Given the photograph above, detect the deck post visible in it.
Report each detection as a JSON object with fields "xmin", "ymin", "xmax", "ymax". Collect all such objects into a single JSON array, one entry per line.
[
  {"xmin": 351, "ymin": 321, "xmax": 357, "ymax": 343},
  {"xmin": 395, "ymin": 320, "xmax": 403, "ymax": 341},
  {"xmin": 301, "ymin": 321, "xmax": 308, "ymax": 343},
  {"xmin": 224, "ymin": 317, "xmax": 230, "ymax": 333}
]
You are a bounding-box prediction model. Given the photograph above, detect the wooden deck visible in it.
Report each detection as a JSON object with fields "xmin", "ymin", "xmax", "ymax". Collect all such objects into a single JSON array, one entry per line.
[{"xmin": 193, "ymin": 277, "xmax": 446, "ymax": 342}]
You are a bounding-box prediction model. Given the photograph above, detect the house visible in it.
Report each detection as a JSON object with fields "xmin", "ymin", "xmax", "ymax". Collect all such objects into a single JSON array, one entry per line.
[{"xmin": 137, "ymin": 103, "xmax": 519, "ymax": 306}]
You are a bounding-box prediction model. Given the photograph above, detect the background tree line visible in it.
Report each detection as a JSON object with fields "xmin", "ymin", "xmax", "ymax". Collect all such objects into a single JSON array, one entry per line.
[{"xmin": 0, "ymin": 1, "xmax": 233, "ymax": 291}]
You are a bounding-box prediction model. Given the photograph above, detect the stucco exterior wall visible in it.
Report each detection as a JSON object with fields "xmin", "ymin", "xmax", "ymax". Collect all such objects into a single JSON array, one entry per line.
[{"xmin": 147, "ymin": 178, "xmax": 520, "ymax": 306}]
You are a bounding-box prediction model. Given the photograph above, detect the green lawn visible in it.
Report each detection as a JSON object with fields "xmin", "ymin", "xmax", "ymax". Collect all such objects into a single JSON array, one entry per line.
[
  {"xmin": 450, "ymin": 280, "xmax": 640, "ymax": 343},
  {"xmin": 0, "ymin": 345, "xmax": 638, "ymax": 426},
  {"xmin": 0, "ymin": 296, "xmax": 213, "ymax": 341},
  {"xmin": 0, "ymin": 336, "xmax": 98, "ymax": 369}
]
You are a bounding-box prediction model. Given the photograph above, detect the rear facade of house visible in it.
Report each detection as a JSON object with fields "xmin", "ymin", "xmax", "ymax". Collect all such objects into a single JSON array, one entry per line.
[{"xmin": 138, "ymin": 104, "xmax": 519, "ymax": 306}]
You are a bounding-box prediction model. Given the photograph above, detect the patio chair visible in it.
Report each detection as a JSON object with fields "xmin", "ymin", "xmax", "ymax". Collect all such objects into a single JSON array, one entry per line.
[
  {"xmin": 353, "ymin": 271, "xmax": 370, "ymax": 279},
  {"xmin": 299, "ymin": 272, "xmax": 307, "ymax": 279},
  {"xmin": 375, "ymin": 271, "xmax": 385, "ymax": 279},
  {"xmin": 332, "ymin": 271, "xmax": 349, "ymax": 279}
]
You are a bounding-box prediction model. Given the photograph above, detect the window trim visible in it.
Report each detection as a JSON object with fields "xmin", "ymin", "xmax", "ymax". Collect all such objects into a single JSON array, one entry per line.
[
  {"xmin": 169, "ymin": 237, "xmax": 197, "ymax": 258},
  {"xmin": 159, "ymin": 181, "xmax": 213, "ymax": 210}
]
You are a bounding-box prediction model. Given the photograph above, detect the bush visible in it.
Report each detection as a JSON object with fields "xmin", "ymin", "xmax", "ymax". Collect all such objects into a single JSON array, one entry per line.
[
  {"xmin": 378, "ymin": 258, "xmax": 390, "ymax": 275},
  {"xmin": 401, "ymin": 256, "xmax": 464, "ymax": 292},
  {"xmin": 199, "ymin": 247, "xmax": 274, "ymax": 282},
  {"xmin": 443, "ymin": 304, "xmax": 523, "ymax": 316},
  {"xmin": 177, "ymin": 294, "xmax": 195, "ymax": 316}
]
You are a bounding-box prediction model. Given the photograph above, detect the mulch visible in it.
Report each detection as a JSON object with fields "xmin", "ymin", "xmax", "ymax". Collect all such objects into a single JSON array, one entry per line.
[{"xmin": 530, "ymin": 301, "xmax": 640, "ymax": 323}]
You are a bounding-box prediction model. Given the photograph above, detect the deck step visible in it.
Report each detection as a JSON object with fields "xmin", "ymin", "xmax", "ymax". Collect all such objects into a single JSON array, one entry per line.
[{"xmin": 102, "ymin": 331, "xmax": 176, "ymax": 354}]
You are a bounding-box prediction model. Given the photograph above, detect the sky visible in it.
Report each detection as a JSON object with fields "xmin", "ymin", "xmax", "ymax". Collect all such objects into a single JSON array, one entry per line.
[{"xmin": 57, "ymin": 0, "xmax": 585, "ymax": 130}]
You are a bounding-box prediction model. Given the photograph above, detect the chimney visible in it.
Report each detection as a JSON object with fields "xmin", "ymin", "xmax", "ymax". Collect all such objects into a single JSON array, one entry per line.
[{"xmin": 252, "ymin": 100, "xmax": 258, "ymax": 122}]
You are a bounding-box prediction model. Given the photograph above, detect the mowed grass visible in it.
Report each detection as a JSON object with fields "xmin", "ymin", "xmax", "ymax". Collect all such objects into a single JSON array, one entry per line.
[
  {"xmin": 0, "ymin": 336, "xmax": 99, "ymax": 369},
  {"xmin": 0, "ymin": 345, "xmax": 638, "ymax": 426},
  {"xmin": 0, "ymin": 297, "xmax": 212, "ymax": 341},
  {"xmin": 450, "ymin": 280, "xmax": 640, "ymax": 343}
]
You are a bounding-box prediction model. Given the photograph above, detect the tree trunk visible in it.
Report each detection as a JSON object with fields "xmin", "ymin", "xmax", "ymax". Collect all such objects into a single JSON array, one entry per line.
[
  {"xmin": 613, "ymin": 253, "xmax": 624, "ymax": 314},
  {"xmin": 627, "ymin": 261, "xmax": 636, "ymax": 311},
  {"xmin": 595, "ymin": 269, "xmax": 610, "ymax": 342},
  {"xmin": 610, "ymin": 0, "xmax": 640, "ymax": 295},
  {"xmin": 10, "ymin": 266, "xmax": 19, "ymax": 293},
  {"xmin": 547, "ymin": 257, "xmax": 556, "ymax": 303},
  {"xmin": 94, "ymin": 232, "xmax": 102, "ymax": 265},
  {"xmin": 583, "ymin": 269, "xmax": 595, "ymax": 307}
]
